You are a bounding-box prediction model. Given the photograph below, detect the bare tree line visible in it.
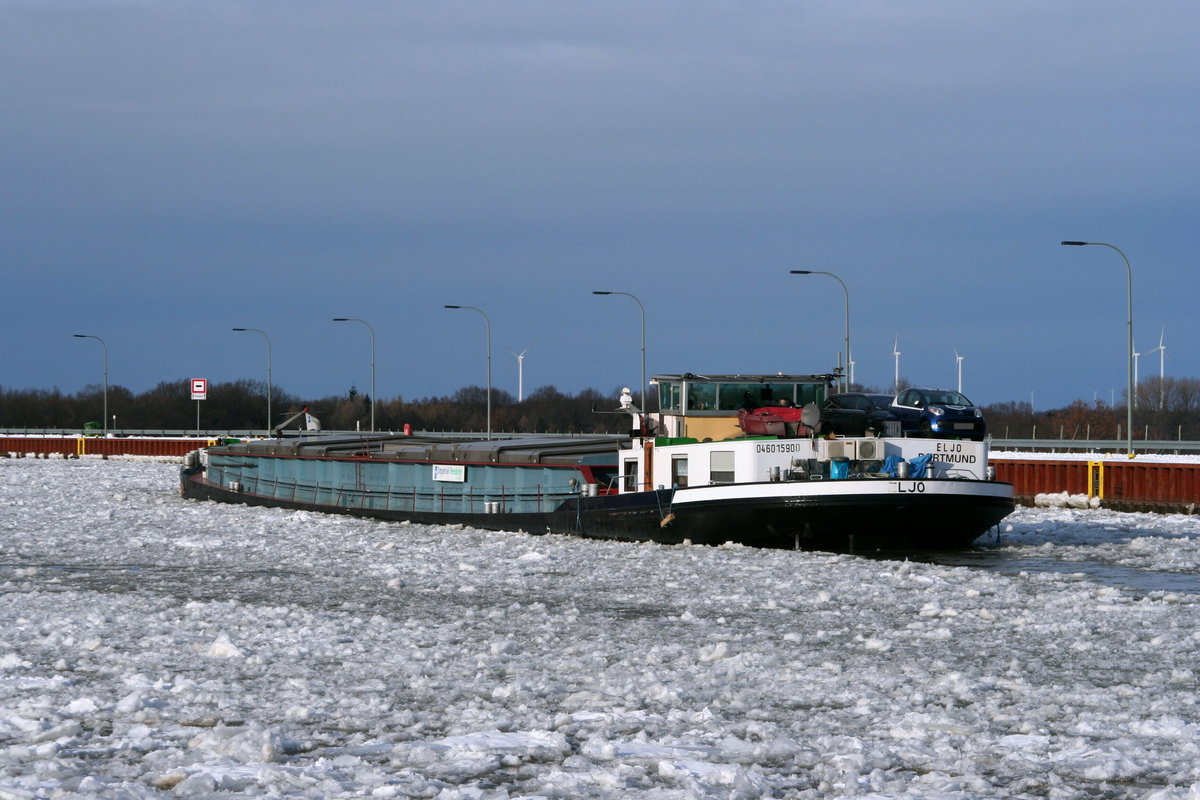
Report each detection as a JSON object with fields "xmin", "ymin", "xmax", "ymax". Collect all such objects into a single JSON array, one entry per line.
[
  {"xmin": 0, "ymin": 380, "xmax": 628, "ymax": 435},
  {"xmin": 981, "ymin": 376, "xmax": 1200, "ymax": 441},
  {"xmin": 3, "ymin": 376, "xmax": 1199, "ymax": 439}
]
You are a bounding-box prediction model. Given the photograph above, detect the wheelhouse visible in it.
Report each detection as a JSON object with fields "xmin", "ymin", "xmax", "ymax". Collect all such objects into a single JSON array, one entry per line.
[{"xmin": 652, "ymin": 372, "xmax": 836, "ymax": 441}]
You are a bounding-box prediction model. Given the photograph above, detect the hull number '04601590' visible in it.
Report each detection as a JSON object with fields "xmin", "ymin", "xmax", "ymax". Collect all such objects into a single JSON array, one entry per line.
[
  {"xmin": 754, "ymin": 442, "xmax": 807, "ymax": 454},
  {"xmin": 896, "ymin": 481, "xmax": 926, "ymax": 493}
]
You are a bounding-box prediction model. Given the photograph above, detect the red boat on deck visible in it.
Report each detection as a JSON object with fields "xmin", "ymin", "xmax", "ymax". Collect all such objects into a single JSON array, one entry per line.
[{"xmin": 737, "ymin": 406, "xmax": 812, "ymax": 436}]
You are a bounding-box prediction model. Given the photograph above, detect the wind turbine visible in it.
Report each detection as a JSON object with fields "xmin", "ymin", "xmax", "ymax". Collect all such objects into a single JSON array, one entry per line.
[
  {"xmin": 1145, "ymin": 327, "xmax": 1166, "ymax": 408},
  {"xmin": 954, "ymin": 348, "xmax": 964, "ymax": 393},
  {"xmin": 892, "ymin": 337, "xmax": 901, "ymax": 393},
  {"xmin": 513, "ymin": 349, "xmax": 527, "ymax": 402}
]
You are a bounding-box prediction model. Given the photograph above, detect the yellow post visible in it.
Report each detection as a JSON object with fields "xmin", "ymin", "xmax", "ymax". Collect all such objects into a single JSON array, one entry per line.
[
  {"xmin": 1087, "ymin": 461, "xmax": 1104, "ymax": 500},
  {"xmin": 76, "ymin": 437, "xmax": 85, "ymax": 457}
]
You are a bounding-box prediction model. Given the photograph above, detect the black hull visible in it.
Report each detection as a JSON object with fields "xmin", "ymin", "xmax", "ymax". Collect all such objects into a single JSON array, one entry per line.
[{"xmin": 182, "ymin": 470, "xmax": 1013, "ymax": 553}]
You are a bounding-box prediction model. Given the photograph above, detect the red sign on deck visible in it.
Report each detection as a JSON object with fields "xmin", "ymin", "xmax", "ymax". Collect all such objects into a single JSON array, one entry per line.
[{"xmin": 191, "ymin": 378, "xmax": 208, "ymax": 400}]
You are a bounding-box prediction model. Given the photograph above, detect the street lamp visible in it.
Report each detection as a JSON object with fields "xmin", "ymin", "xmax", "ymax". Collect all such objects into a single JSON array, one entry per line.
[
  {"xmin": 232, "ymin": 327, "xmax": 272, "ymax": 433},
  {"xmin": 592, "ymin": 291, "xmax": 646, "ymax": 410},
  {"xmin": 72, "ymin": 334, "xmax": 108, "ymax": 435},
  {"xmin": 332, "ymin": 317, "xmax": 376, "ymax": 432},
  {"xmin": 790, "ymin": 271, "xmax": 851, "ymax": 392},
  {"xmin": 1061, "ymin": 241, "xmax": 1134, "ymax": 456},
  {"xmin": 444, "ymin": 305, "xmax": 492, "ymax": 439}
]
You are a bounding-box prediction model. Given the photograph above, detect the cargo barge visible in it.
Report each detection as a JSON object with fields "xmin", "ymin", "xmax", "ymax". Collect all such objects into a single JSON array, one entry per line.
[{"xmin": 181, "ymin": 373, "xmax": 1014, "ymax": 551}]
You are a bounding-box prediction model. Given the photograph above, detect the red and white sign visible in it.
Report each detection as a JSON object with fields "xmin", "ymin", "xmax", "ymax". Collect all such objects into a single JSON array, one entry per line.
[{"xmin": 191, "ymin": 378, "xmax": 208, "ymax": 400}]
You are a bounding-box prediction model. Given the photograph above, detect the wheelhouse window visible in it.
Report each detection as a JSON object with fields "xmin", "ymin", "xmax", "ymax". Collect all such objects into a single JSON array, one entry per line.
[
  {"xmin": 719, "ymin": 383, "xmax": 780, "ymax": 410},
  {"xmin": 716, "ymin": 382, "xmax": 825, "ymax": 410},
  {"xmin": 671, "ymin": 455, "xmax": 688, "ymax": 488},
  {"xmin": 659, "ymin": 382, "xmax": 682, "ymax": 413},
  {"xmin": 710, "ymin": 451, "xmax": 735, "ymax": 483},
  {"xmin": 657, "ymin": 375, "xmax": 833, "ymax": 413},
  {"xmin": 796, "ymin": 383, "xmax": 825, "ymax": 407},
  {"xmin": 686, "ymin": 382, "xmax": 716, "ymax": 411}
]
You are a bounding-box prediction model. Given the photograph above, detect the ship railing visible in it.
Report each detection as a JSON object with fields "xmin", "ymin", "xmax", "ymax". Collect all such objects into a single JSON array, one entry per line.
[
  {"xmin": 238, "ymin": 474, "xmax": 579, "ymax": 514},
  {"xmin": 940, "ymin": 466, "xmax": 980, "ymax": 480}
]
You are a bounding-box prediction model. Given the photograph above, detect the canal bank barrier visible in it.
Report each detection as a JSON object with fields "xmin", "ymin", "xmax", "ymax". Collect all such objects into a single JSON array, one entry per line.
[
  {"xmin": 990, "ymin": 454, "xmax": 1200, "ymax": 514},
  {"xmin": 1, "ymin": 436, "xmax": 213, "ymax": 459}
]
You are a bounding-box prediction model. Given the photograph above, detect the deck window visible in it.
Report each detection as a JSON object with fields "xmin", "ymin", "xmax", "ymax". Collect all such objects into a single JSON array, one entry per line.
[
  {"xmin": 710, "ymin": 451, "xmax": 735, "ymax": 483},
  {"xmin": 671, "ymin": 455, "xmax": 689, "ymax": 488},
  {"xmin": 623, "ymin": 459, "xmax": 639, "ymax": 492}
]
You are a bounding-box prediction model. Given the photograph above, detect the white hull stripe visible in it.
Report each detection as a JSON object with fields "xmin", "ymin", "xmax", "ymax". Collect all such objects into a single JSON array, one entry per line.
[{"xmin": 673, "ymin": 479, "xmax": 1012, "ymax": 505}]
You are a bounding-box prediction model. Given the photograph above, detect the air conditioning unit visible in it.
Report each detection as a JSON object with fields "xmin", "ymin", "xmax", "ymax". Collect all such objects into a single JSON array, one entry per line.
[
  {"xmin": 820, "ymin": 438, "xmax": 885, "ymax": 462},
  {"xmin": 820, "ymin": 439, "xmax": 856, "ymax": 460},
  {"xmin": 857, "ymin": 439, "xmax": 885, "ymax": 461}
]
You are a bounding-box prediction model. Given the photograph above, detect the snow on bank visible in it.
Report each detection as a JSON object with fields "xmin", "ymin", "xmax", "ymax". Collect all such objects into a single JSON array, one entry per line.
[
  {"xmin": 2, "ymin": 459, "xmax": 1200, "ymax": 799},
  {"xmin": 990, "ymin": 449, "xmax": 1200, "ymax": 463},
  {"xmin": 1032, "ymin": 491, "xmax": 1100, "ymax": 509}
]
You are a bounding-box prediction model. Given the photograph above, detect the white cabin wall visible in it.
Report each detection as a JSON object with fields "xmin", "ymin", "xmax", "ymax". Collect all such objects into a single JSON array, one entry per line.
[{"xmin": 622, "ymin": 436, "xmax": 990, "ymax": 492}]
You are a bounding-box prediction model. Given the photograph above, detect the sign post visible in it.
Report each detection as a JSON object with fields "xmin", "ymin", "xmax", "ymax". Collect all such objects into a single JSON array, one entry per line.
[{"xmin": 191, "ymin": 378, "xmax": 208, "ymax": 435}]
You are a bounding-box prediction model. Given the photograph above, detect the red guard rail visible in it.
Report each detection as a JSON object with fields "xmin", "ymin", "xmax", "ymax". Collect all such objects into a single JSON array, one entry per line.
[
  {"xmin": 1, "ymin": 437, "xmax": 212, "ymax": 458},
  {"xmin": 992, "ymin": 458, "xmax": 1200, "ymax": 513}
]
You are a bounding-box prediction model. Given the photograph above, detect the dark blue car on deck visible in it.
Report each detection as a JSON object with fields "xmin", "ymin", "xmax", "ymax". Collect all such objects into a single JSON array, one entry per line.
[
  {"xmin": 823, "ymin": 392, "xmax": 898, "ymax": 436},
  {"xmin": 891, "ymin": 388, "xmax": 987, "ymax": 441}
]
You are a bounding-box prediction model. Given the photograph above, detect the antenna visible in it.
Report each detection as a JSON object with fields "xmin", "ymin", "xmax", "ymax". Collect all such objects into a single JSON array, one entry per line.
[
  {"xmin": 1132, "ymin": 346, "xmax": 1140, "ymax": 411},
  {"xmin": 892, "ymin": 337, "xmax": 901, "ymax": 393}
]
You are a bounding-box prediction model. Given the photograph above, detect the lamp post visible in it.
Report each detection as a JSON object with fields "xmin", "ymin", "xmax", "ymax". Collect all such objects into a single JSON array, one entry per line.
[
  {"xmin": 444, "ymin": 305, "xmax": 492, "ymax": 439},
  {"xmin": 332, "ymin": 317, "xmax": 376, "ymax": 432},
  {"xmin": 790, "ymin": 271, "xmax": 850, "ymax": 392},
  {"xmin": 232, "ymin": 327, "xmax": 272, "ymax": 433},
  {"xmin": 1061, "ymin": 241, "xmax": 1134, "ymax": 456},
  {"xmin": 72, "ymin": 334, "xmax": 108, "ymax": 435},
  {"xmin": 592, "ymin": 291, "xmax": 646, "ymax": 410}
]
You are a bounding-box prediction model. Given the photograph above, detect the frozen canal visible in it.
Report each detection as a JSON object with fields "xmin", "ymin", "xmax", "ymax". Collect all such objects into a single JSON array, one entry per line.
[{"xmin": 2, "ymin": 458, "xmax": 1200, "ymax": 799}]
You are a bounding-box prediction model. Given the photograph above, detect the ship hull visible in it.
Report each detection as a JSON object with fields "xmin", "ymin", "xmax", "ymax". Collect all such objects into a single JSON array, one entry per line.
[{"xmin": 182, "ymin": 468, "xmax": 1012, "ymax": 553}]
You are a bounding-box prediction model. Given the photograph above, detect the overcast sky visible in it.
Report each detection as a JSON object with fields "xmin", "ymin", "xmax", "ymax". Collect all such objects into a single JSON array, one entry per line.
[{"xmin": 3, "ymin": 1, "xmax": 1197, "ymax": 415}]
